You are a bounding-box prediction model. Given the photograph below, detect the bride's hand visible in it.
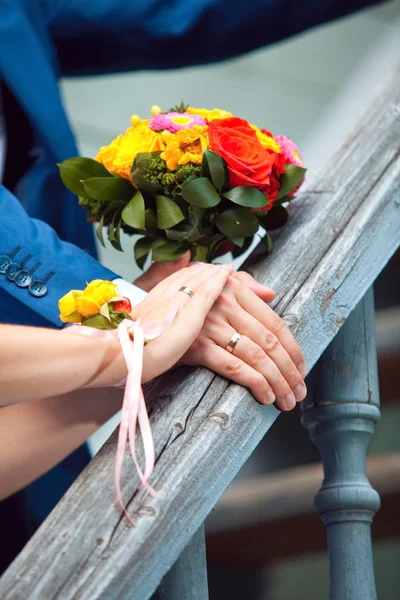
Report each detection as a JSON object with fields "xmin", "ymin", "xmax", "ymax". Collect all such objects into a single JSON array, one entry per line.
[{"xmin": 130, "ymin": 263, "xmax": 234, "ymax": 382}]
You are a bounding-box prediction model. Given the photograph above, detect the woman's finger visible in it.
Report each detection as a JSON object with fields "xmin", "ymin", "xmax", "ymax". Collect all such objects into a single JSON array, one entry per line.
[
  {"xmin": 143, "ymin": 265, "xmax": 233, "ymax": 378},
  {"xmin": 170, "ymin": 264, "xmax": 233, "ymax": 333}
]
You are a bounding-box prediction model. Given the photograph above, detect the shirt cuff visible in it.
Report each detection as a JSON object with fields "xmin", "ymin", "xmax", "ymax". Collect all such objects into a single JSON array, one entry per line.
[{"xmin": 113, "ymin": 278, "xmax": 147, "ymax": 306}]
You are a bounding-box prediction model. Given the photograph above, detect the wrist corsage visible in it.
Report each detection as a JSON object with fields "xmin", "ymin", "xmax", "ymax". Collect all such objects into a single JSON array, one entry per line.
[{"xmin": 59, "ymin": 280, "xmax": 177, "ymax": 524}]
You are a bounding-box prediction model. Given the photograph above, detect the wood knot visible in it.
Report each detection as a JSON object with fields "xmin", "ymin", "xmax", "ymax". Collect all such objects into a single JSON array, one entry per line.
[
  {"xmin": 135, "ymin": 506, "xmax": 156, "ymax": 519},
  {"xmin": 322, "ymin": 289, "xmax": 335, "ymax": 310},
  {"xmin": 206, "ymin": 412, "xmax": 230, "ymax": 430},
  {"xmin": 282, "ymin": 314, "xmax": 299, "ymax": 329}
]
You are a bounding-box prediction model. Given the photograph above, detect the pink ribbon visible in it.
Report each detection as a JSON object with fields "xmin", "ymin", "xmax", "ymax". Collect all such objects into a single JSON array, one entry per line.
[{"xmin": 66, "ymin": 302, "xmax": 178, "ymax": 524}]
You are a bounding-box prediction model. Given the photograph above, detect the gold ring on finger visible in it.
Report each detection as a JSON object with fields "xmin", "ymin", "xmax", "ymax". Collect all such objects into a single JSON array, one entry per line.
[
  {"xmin": 226, "ymin": 332, "xmax": 241, "ymax": 354},
  {"xmin": 179, "ymin": 286, "xmax": 195, "ymax": 298}
]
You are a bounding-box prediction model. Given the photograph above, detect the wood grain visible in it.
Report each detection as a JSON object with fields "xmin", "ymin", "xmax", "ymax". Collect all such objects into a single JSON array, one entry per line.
[{"xmin": 1, "ymin": 25, "xmax": 400, "ymax": 600}]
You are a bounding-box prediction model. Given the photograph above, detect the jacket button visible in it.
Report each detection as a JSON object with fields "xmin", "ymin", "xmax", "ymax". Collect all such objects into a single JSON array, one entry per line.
[
  {"xmin": 29, "ymin": 280, "xmax": 48, "ymax": 297},
  {"xmin": 6, "ymin": 262, "xmax": 21, "ymax": 281},
  {"xmin": 0, "ymin": 255, "xmax": 12, "ymax": 274},
  {"xmin": 15, "ymin": 270, "xmax": 33, "ymax": 288}
]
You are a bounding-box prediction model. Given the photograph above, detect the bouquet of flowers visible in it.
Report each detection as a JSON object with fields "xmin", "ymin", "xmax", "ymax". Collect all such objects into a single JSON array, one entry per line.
[{"xmin": 59, "ymin": 104, "xmax": 306, "ymax": 267}]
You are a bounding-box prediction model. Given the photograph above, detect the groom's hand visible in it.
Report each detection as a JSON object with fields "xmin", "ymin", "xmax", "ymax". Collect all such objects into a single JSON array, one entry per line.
[
  {"xmin": 134, "ymin": 261, "xmax": 306, "ymax": 411},
  {"xmin": 134, "ymin": 251, "xmax": 192, "ymax": 292},
  {"xmin": 181, "ymin": 267, "xmax": 307, "ymax": 411}
]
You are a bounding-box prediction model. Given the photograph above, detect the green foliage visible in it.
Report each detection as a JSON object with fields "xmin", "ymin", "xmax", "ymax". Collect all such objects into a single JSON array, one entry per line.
[
  {"xmin": 215, "ymin": 206, "xmax": 259, "ymax": 238},
  {"xmin": 278, "ymin": 165, "xmax": 306, "ymax": 199},
  {"xmin": 180, "ymin": 177, "xmax": 221, "ymax": 208},
  {"xmin": 167, "ymin": 101, "xmax": 189, "ymax": 113},
  {"xmin": 156, "ymin": 196, "xmax": 185, "ymax": 229},
  {"xmin": 58, "ymin": 157, "xmax": 110, "ymax": 197},
  {"xmin": 201, "ymin": 151, "xmax": 227, "ymax": 192},
  {"xmin": 122, "ymin": 191, "xmax": 146, "ymax": 229},
  {"xmin": 258, "ymin": 205, "xmax": 289, "ymax": 230},
  {"xmin": 223, "ymin": 187, "xmax": 269, "ymax": 208}
]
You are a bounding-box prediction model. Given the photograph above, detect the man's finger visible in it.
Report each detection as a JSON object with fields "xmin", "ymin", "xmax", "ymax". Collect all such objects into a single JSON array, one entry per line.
[
  {"xmin": 191, "ymin": 343, "xmax": 275, "ymax": 406},
  {"xmin": 134, "ymin": 251, "xmax": 191, "ymax": 292},
  {"xmin": 235, "ymin": 283, "xmax": 307, "ymax": 376}
]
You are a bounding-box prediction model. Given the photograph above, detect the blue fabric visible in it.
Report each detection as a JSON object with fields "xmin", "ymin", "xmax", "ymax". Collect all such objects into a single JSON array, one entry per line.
[
  {"xmin": 0, "ymin": 0, "xmax": 386, "ymax": 573},
  {"xmin": 0, "ymin": 185, "xmax": 117, "ymax": 327}
]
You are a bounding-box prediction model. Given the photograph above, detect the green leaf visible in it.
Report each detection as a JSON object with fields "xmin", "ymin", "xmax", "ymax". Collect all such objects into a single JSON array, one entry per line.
[
  {"xmin": 108, "ymin": 210, "xmax": 123, "ymax": 251},
  {"xmin": 215, "ymin": 206, "xmax": 260, "ymax": 238},
  {"xmin": 95, "ymin": 215, "xmax": 106, "ymax": 248},
  {"xmin": 83, "ymin": 176, "xmax": 134, "ymax": 202},
  {"xmin": 189, "ymin": 205, "xmax": 205, "ymax": 224},
  {"xmin": 201, "ymin": 150, "xmax": 227, "ymax": 191},
  {"xmin": 165, "ymin": 229, "xmax": 187, "ymax": 242},
  {"xmin": 191, "ymin": 245, "xmax": 209, "ymax": 262},
  {"xmin": 131, "ymin": 151, "xmax": 164, "ymax": 195},
  {"xmin": 278, "ymin": 165, "xmax": 306, "ymax": 199},
  {"xmin": 152, "ymin": 240, "xmax": 189, "ymax": 263},
  {"xmin": 180, "ymin": 177, "xmax": 221, "ymax": 208},
  {"xmin": 81, "ymin": 314, "xmax": 116, "ymax": 330},
  {"xmin": 121, "ymin": 191, "xmax": 145, "ymax": 229},
  {"xmin": 258, "ymin": 205, "xmax": 289, "ymax": 231},
  {"xmin": 230, "ymin": 237, "xmax": 245, "ymax": 248},
  {"xmin": 259, "ymin": 231, "xmax": 274, "ymax": 254},
  {"xmin": 165, "ymin": 207, "xmax": 204, "ymax": 243},
  {"xmin": 223, "ymin": 187, "xmax": 269, "ymax": 208},
  {"xmin": 232, "ymin": 235, "xmax": 254, "ymax": 259},
  {"xmin": 58, "ymin": 157, "xmax": 110, "ymax": 196},
  {"xmin": 99, "ymin": 302, "xmax": 111, "ymax": 321},
  {"xmin": 156, "ymin": 195, "xmax": 185, "ymax": 229},
  {"xmin": 273, "ymin": 195, "xmax": 290, "ymax": 207},
  {"xmin": 134, "ymin": 237, "xmax": 154, "ymax": 270},
  {"xmin": 145, "ymin": 208, "xmax": 158, "ymax": 232}
]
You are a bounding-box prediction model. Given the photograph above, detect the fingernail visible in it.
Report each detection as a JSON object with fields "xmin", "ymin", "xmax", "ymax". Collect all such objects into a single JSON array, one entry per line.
[
  {"xmin": 218, "ymin": 264, "xmax": 232, "ymax": 273},
  {"xmin": 285, "ymin": 392, "xmax": 296, "ymax": 410},
  {"xmin": 295, "ymin": 383, "xmax": 307, "ymax": 401},
  {"xmin": 190, "ymin": 262, "xmax": 205, "ymax": 268},
  {"xmin": 266, "ymin": 390, "xmax": 276, "ymax": 404},
  {"xmin": 297, "ymin": 362, "xmax": 307, "ymax": 378}
]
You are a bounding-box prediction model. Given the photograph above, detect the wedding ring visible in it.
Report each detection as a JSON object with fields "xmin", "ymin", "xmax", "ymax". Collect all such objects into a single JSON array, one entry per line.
[
  {"xmin": 179, "ymin": 286, "xmax": 195, "ymax": 298},
  {"xmin": 226, "ymin": 332, "xmax": 241, "ymax": 354}
]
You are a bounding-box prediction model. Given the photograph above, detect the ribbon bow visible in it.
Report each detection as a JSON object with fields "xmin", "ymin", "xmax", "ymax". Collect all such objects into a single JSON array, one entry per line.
[{"xmin": 67, "ymin": 302, "xmax": 178, "ymax": 524}]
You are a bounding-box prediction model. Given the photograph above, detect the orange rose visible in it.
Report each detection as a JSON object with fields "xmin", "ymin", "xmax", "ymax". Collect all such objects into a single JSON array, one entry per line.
[{"xmin": 208, "ymin": 117, "xmax": 275, "ymax": 193}]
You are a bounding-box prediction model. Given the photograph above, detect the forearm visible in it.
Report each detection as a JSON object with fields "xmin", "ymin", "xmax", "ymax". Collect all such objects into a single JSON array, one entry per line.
[
  {"xmin": 0, "ymin": 387, "xmax": 123, "ymax": 500},
  {"xmin": 0, "ymin": 325, "xmax": 127, "ymax": 405}
]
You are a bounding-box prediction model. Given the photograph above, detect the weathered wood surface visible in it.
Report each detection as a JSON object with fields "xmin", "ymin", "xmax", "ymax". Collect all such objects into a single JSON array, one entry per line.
[
  {"xmin": 302, "ymin": 289, "xmax": 381, "ymax": 600},
  {"xmin": 1, "ymin": 26, "xmax": 400, "ymax": 600},
  {"xmin": 160, "ymin": 525, "xmax": 208, "ymax": 600}
]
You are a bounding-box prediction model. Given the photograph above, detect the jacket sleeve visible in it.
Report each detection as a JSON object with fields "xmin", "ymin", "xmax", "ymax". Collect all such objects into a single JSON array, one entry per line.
[
  {"xmin": 0, "ymin": 185, "xmax": 118, "ymax": 328},
  {"xmin": 48, "ymin": 0, "xmax": 385, "ymax": 76}
]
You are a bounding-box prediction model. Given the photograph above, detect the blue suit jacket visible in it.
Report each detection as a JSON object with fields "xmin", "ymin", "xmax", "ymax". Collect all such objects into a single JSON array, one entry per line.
[{"xmin": 0, "ymin": 0, "xmax": 384, "ymax": 573}]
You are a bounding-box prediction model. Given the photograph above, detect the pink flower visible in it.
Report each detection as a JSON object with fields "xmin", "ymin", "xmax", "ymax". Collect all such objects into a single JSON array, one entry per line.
[
  {"xmin": 274, "ymin": 135, "xmax": 305, "ymax": 197},
  {"xmin": 149, "ymin": 112, "xmax": 206, "ymax": 133},
  {"xmin": 274, "ymin": 135, "xmax": 303, "ymax": 167}
]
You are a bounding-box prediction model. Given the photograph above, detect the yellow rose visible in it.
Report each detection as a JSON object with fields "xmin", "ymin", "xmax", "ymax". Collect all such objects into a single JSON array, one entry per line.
[
  {"xmin": 187, "ymin": 107, "xmax": 232, "ymax": 122},
  {"xmin": 75, "ymin": 280, "xmax": 118, "ymax": 316},
  {"xmin": 58, "ymin": 290, "xmax": 83, "ymax": 323},
  {"xmin": 95, "ymin": 123, "xmax": 164, "ymax": 179}
]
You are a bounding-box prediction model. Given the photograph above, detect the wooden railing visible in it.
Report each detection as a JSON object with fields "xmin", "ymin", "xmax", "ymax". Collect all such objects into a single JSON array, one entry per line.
[{"xmin": 1, "ymin": 25, "xmax": 400, "ymax": 600}]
